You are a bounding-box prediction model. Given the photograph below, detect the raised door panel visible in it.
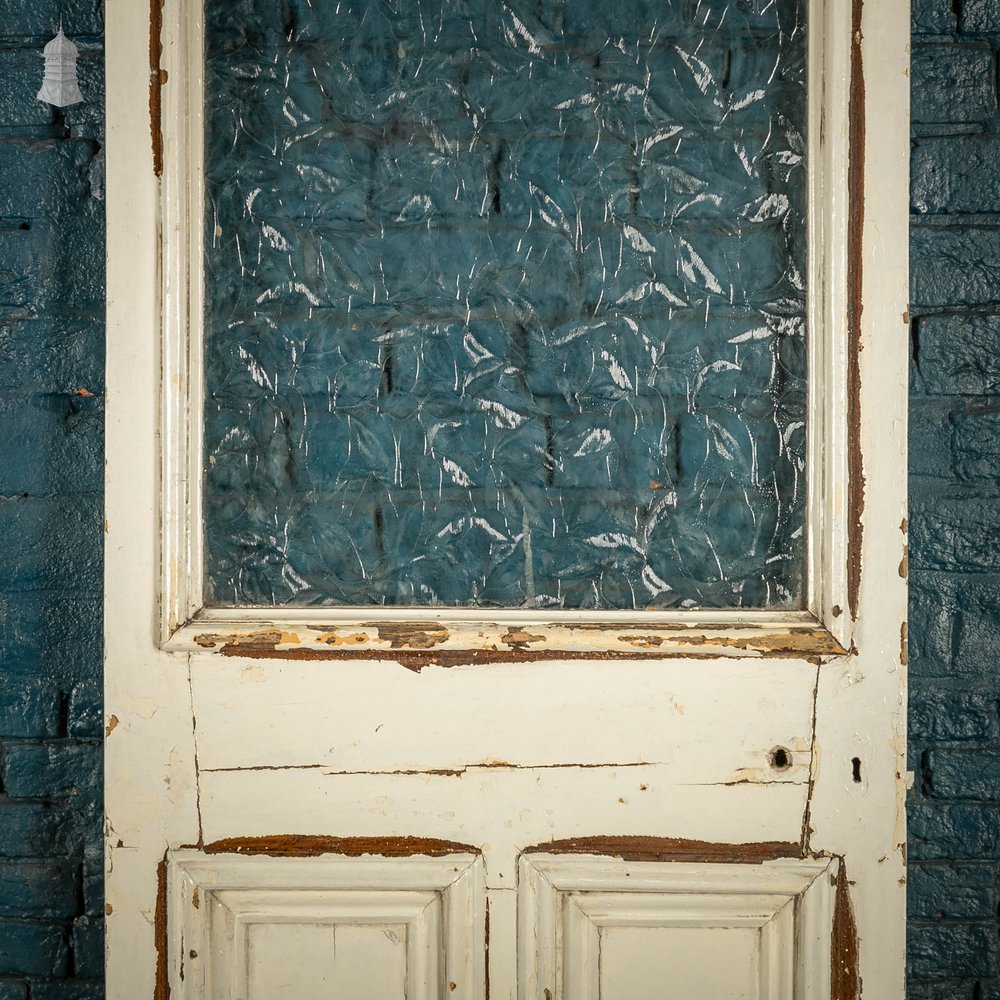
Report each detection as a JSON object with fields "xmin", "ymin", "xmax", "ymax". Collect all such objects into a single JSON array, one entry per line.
[
  {"xmin": 518, "ymin": 854, "xmax": 836, "ymax": 1000},
  {"xmin": 168, "ymin": 852, "xmax": 486, "ymax": 1000}
]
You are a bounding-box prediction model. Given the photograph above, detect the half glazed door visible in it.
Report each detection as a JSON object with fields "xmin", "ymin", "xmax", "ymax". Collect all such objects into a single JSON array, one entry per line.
[{"xmin": 105, "ymin": 0, "xmax": 909, "ymax": 997}]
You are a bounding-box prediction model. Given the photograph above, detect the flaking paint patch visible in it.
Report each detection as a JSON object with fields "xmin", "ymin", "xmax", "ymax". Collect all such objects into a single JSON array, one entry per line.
[
  {"xmin": 194, "ymin": 629, "xmax": 300, "ymax": 650},
  {"xmin": 501, "ymin": 627, "xmax": 545, "ymax": 650},
  {"xmin": 373, "ymin": 623, "xmax": 449, "ymax": 649},
  {"xmin": 313, "ymin": 630, "xmax": 370, "ymax": 646},
  {"xmin": 618, "ymin": 634, "xmax": 664, "ymax": 647},
  {"xmin": 899, "ymin": 621, "xmax": 908, "ymax": 666},
  {"xmin": 105, "ymin": 714, "xmax": 119, "ymax": 737}
]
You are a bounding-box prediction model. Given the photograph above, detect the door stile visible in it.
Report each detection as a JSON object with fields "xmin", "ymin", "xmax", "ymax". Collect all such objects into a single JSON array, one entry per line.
[{"xmin": 807, "ymin": 0, "xmax": 910, "ymax": 995}]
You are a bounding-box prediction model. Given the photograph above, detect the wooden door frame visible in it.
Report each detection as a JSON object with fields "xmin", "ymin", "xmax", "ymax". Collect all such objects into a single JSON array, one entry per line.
[
  {"xmin": 155, "ymin": 0, "xmax": 859, "ymax": 662},
  {"xmin": 105, "ymin": 0, "xmax": 909, "ymax": 995}
]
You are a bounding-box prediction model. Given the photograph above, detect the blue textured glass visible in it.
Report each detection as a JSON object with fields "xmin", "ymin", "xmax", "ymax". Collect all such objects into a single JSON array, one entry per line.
[{"xmin": 203, "ymin": 0, "xmax": 808, "ymax": 609}]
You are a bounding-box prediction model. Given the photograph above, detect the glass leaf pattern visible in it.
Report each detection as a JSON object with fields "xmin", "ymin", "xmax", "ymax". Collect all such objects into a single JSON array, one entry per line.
[{"xmin": 203, "ymin": 0, "xmax": 808, "ymax": 609}]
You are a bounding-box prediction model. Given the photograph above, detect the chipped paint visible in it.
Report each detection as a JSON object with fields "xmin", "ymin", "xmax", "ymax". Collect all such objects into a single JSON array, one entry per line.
[
  {"xmin": 529, "ymin": 839, "xmax": 859, "ymax": 990},
  {"xmin": 617, "ymin": 634, "xmax": 664, "ymax": 647},
  {"xmin": 525, "ymin": 836, "xmax": 802, "ymax": 864},
  {"xmin": 373, "ymin": 623, "xmax": 450, "ymax": 649},
  {"xmin": 193, "ymin": 629, "xmax": 300, "ymax": 650},
  {"xmin": 846, "ymin": 0, "xmax": 867, "ymax": 620},
  {"xmin": 500, "ymin": 627, "xmax": 545, "ymax": 650},
  {"xmin": 154, "ymin": 853, "xmax": 169, "ymax": 1000},
  {"xmin": 832, "ymin": 862, "xmax": 861, "ymax": 999},
  {"xmin": 105, "ymin": 714, "xmax": 120, "ymax": 737},
  {"xmin": 899, "ymin": 621, "xmax": 908, "ymax": 666},
  {"xmin": 891, "ymin": 733, "xmax": 908, "ymax": 862},
  {"xmin": 149, "ymin": 0, "xmax": 166, "ymax": 177},
  {"xmin": 208, "ymin": 645, "xmax": 834, "ymax": 670},
  {"xmin": 311, "ymin": 629, "xmax": 371, "ymax": 646},
  {"xmin": 200, "ymin": 835, "xmax": 479, "ymax": 858},
  {"xmin": 186, "ymin": 621, "xmax": 848, "ymax": 663}
]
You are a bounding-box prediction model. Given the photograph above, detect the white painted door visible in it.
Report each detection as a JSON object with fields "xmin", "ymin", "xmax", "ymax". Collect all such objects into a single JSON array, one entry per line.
[{"xmin": 104, "ymin": 0, "xmax": 909, "ymax": 997}]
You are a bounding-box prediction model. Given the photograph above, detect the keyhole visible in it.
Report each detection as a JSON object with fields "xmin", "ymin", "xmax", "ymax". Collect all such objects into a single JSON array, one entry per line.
[
  {"xmin": 852, "ymin": 757, "xmax": 862, "ymax": 783},
  {"xmin": 769, "ymin": 746, "xmax": 792, "ymax": 771}
]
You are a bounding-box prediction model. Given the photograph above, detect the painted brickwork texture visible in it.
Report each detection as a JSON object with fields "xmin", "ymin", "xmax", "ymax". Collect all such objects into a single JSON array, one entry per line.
[
  {"xmin": 0, "ymin": 0, "xmax": 105, "ymax": 997},
  {"xmin": 909, "ymin": 0, "xmax": 1000, "ymax": 996}
]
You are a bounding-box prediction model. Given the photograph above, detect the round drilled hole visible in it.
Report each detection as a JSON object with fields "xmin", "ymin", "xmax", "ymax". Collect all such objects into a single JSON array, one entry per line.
[{"xmin": 769, "ymin": 746, "xmax": 793, "ymax": 771}]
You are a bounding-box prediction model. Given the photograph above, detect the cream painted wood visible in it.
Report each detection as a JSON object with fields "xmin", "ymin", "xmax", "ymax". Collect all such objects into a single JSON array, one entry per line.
[
  {"xmin": 189, "ymin": 657, "xmax": 815, "ymax": 777},
  {"xmin": 195, "ymin": 772, "xmax": 809, "ymax": 882},
  {"xmin": 155, "ymin": 0, "xmax": 855, "ymax": 660},
  {"xmin": 168, "ymin": 852, "xmax": 485, "ymax": 1000},
  {"xmin": 519, "ymin": 855, "xmax": 837, "ymax": 1000},
  {"xmin": 105, "ymin": 0, "xmax": 909, "ymax": 997}
]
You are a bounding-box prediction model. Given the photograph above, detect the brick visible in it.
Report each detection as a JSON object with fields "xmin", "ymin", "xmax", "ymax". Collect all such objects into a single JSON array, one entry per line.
[
  {"xmin": 911, "ymin": 496, "xmax": 1000, "ymax": 572},
  {"xmin": 910, "ymin": 801, "xmax": 1000, "ymax": 859},
  {"xmin": 0, "ymin": 318, "xmax": 103, "ymax": 396},
  {"xmin": 0, "ymin": 861, "xmax": 77, "ymax": 918},
  {"xmin": 914, "ymin": 315, "xmax": 1000, "ymax": 396},
  {"xmin": 908, "ymin": 924, "xmax": 998, "ymax": 978},
  {"xmin": 908, "ymin": 863, "xmax": 997, "ymax": 918},
  {"xmin": 905, "ymin": 574, "xmax": 959, "ymax": 678},
  {"xmin": 0, "ymin": 395, "xmax": 102, "ymax": 496},
  {"xmin": 0, "ymin": 497, "xmax": 102, "ymax": 594},
  {"xmin": 909, "ymin": 400, "xmax": 954, "ymax": 478},
  {"xmin": 906, "ymin": 980, "xmax": 978, "ymax": 1000},
  {"xmin": 930, "ymin": 748, "xmax": 1000, "ymax": 799},
  {"xmin": 910, "ymin": 689, "xmax": 998, "ymax": 741},
  {"xmin": 911, "ymin": 43, "xmax": 996, "ymax": 126},
  {"xmin": 1, "ymin": 741, "xmax": 101, "ymax": 800},
  {"xmin": 912, "ymin": 0, "xmax": 958, "ymax": 33},
  {"xmin": 0, "ymin": 143, "xmax": 99, "ymax": 220},
  {"xmin": 29, "ymin": 982, "xmax": 103, "ymax": 1000},
  {"xmin": 953, "ymin": 579, "xmax": 1000, "ymax": 675},
  {"xmin": 67, "ymin": 680, "xmax": 100, "ymax": 740},
  {"xmin": 913, "ymin": 137, "xmax": 1000, "ymax": 215},
  {"xmin": 912, "ymin": 226, "xmax": 1000, "ymax": 310},
  {"xmin": 0, "ymin": 228, "xmax": 47, "ymax": 314},
  {"xmin": 961, "ymin": 0, "xmax": 1000, "ymax": 32},
  {"xmin": 0, "ymin": 802, "xmax": 85, "ymax": 859},
  {"xmin": 0, "ymin": 594, "xmax": 103, "ymax": 687},
  {"xmin": 71, "ymin": 918, "xmax": 102, "ymax": 979},
  {"xmin": 953, "ymin": 406, "xmax": 1000, "ymax": 479},
  {"xmin": 81, "ymin": 858, "xmax": 101, "ymax": 918},
  {"xmin": 0, "ymin": 680, "xmax": 60, "ymax": 739},
  {"xmin": 0, "ymin": 920, "xmax": 69, "ymax": 977}
]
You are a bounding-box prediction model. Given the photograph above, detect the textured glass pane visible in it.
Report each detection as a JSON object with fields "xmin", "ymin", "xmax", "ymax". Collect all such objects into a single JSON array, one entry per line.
[{"xmin": 203, "ymin": 0, "xmax": 808, "ymax": 610}]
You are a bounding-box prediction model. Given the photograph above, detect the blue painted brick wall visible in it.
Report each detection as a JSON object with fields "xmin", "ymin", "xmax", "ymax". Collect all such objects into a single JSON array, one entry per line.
[
  {"xmin": 0, "ymin": 0, "xmax": 105, "ymax": 997},
  {"xmin": 909, "ymin": 0, "xmax": 1000, "ymax": 996},
  {"xmin": 0, "ymin": 0, "xmax": 992, "ymax": 994}
]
